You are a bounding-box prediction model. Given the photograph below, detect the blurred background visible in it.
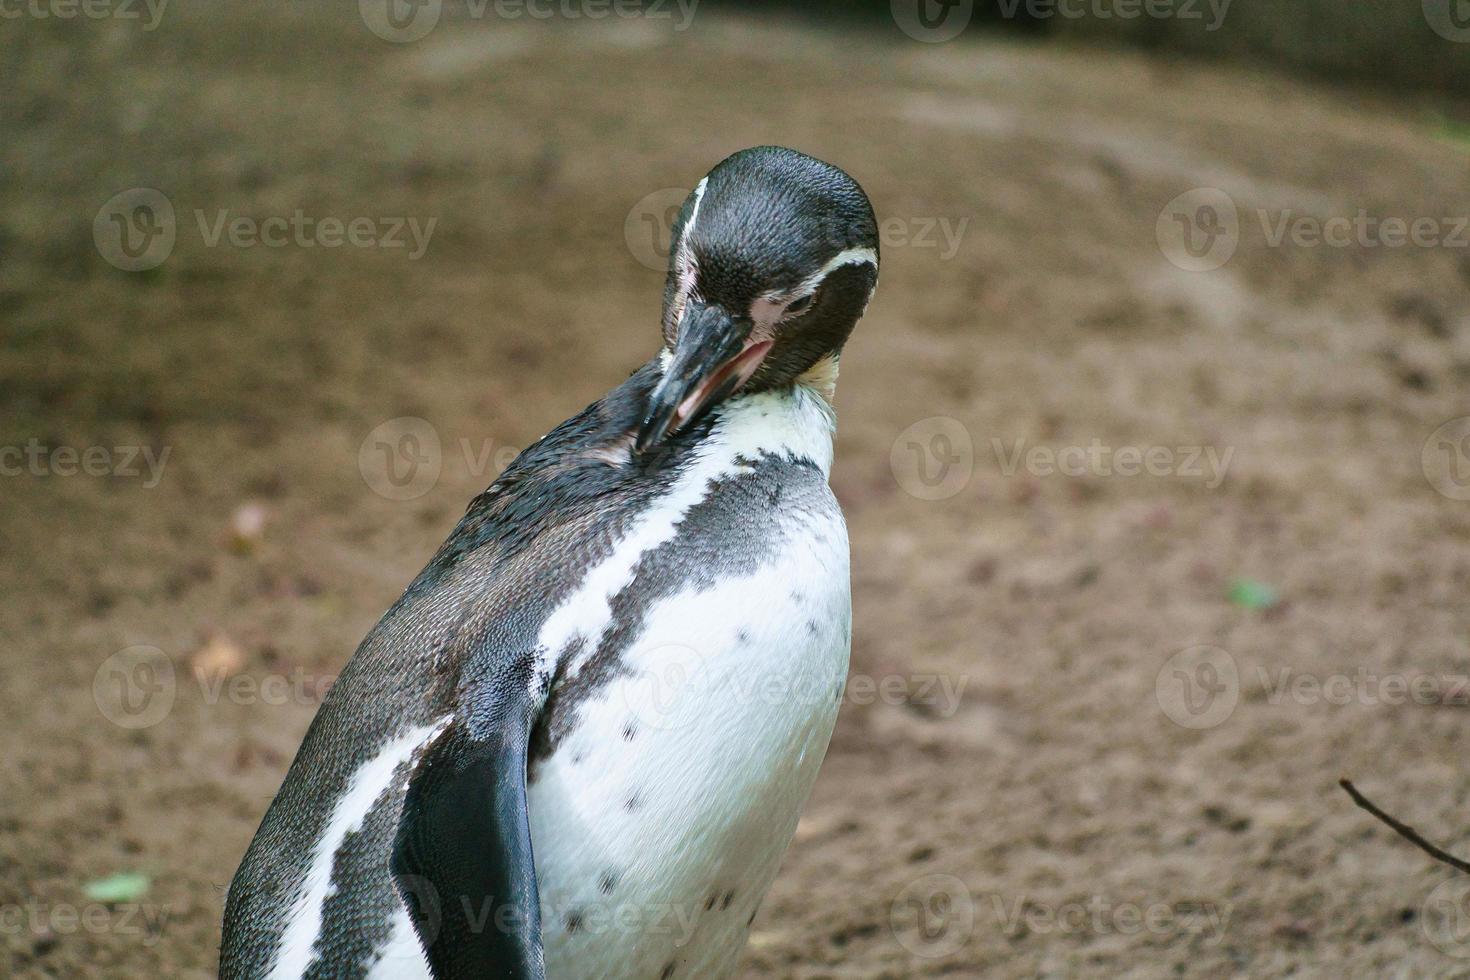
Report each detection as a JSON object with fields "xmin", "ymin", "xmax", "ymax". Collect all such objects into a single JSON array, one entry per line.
[{"xmin": 4, "ymin": 1, "xmax": 1470, "ymax": 977}]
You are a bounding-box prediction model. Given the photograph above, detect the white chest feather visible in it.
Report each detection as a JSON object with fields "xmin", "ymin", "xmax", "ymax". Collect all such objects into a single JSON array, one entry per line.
[{"xmin": 527, "ymin": 386, "xmax": 851, "ymax": 980}]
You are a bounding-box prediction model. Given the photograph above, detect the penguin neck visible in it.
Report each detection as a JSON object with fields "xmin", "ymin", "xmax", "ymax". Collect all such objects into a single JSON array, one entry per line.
[
  {"xmin": 639, "ymin": 348, "xmax": 838, "ymax": 474},
  {"xmin": 704, "ymin": 381, "xmax": 836, "ymax": 477},
  {"xmin": 796, "ymin": 354, "xmax": 840, "ymax": 406}
]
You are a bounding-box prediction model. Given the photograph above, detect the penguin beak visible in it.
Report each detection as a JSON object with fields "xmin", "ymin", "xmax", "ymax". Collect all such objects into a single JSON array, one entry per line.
[{"xmin": 636, "ymin": 302, "xmax": 772, "ymax": 454}]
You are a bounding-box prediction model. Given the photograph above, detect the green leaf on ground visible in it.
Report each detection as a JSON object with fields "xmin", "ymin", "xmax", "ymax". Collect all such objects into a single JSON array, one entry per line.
[
  {"xmin": 83, "ymin": 872, "xmax": 150, "ymax": 903},
  {"xmin": 1229, "ymin": 579, "xmax": 1279, "ymax": 610}
]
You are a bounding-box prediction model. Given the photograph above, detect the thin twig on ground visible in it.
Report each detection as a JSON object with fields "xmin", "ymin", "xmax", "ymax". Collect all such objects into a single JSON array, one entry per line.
[{"xmin": 1339, "ymin": 778, "xmax": 1470, "ymax": 876}]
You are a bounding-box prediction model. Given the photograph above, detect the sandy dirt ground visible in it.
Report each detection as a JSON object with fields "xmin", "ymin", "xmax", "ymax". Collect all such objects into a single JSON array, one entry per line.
[{"xmin": 4, "ymin": 6, "xmax": 1470, "ymax": 978}]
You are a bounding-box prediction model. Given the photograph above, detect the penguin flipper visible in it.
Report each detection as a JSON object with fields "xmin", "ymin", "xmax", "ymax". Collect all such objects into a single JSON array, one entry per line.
[{"xmin": 391, "ymin": 718, "xmax": 544, "ymax": 980}]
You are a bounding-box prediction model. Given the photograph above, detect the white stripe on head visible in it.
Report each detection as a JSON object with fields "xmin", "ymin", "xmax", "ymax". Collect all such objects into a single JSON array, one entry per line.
[
  {"xmin": 666, "ymin": 178, "xmax": 709, "ymax": 345},
  {"xmin": 749, "ymin": 246, "xmax": 879, "ymax": 336},
  {"xmin": 799, "ymin": 246, "xmax": 879, "ymax": 294}
]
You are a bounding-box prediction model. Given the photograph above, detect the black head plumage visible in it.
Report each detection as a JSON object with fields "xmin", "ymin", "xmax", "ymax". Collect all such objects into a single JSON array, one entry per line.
[{"xmin": 659, "ymin": 147, "xmax": 879, "ymax": 393}]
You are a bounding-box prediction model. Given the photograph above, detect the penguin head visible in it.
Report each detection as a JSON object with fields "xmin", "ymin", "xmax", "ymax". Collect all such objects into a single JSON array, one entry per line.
[{"xmin": 637, "ymin": 146, "xmax": 879, "ymax": 453}]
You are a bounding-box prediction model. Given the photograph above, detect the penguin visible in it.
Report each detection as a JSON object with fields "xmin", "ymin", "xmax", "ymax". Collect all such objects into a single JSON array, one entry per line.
[{"xmin": 221, "ymin": 145, "xmax": 880, "ymax": 980}]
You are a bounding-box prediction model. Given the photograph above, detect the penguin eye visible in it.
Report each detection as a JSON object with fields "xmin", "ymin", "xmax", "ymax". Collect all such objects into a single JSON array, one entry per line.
[{"xmin": 784, "ymin": 292, "xmax": 816, "ymax": 317}]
